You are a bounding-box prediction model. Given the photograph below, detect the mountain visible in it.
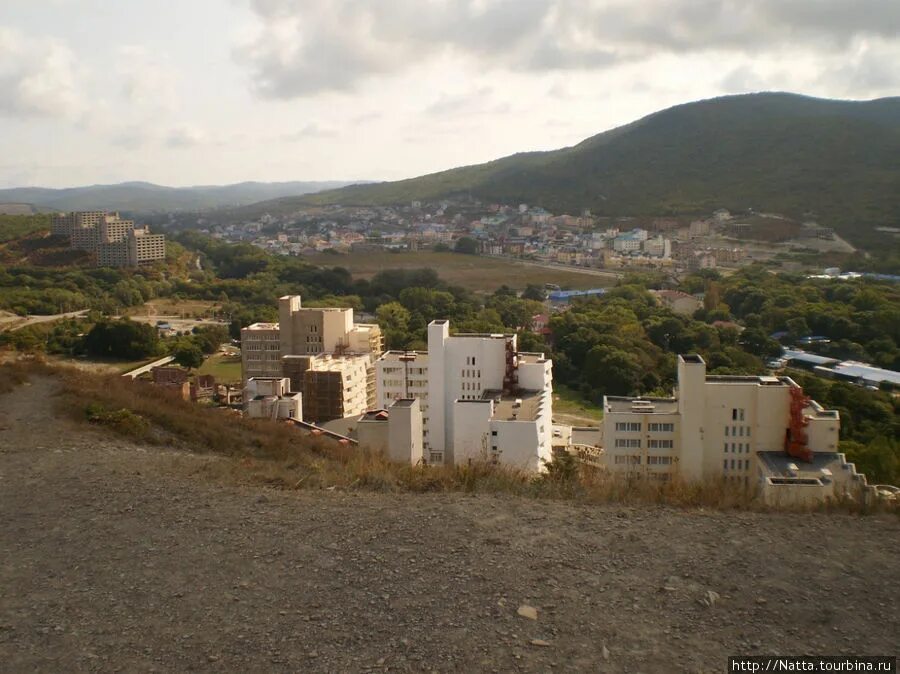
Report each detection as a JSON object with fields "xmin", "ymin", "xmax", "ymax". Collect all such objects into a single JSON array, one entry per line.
[
  {"xmin": 0, "ymin": 181, "xmax": 365, "ymax": 214},
  {"xmin": 280, "ymin": 92, "xmax": 900, "ymax": 248}
]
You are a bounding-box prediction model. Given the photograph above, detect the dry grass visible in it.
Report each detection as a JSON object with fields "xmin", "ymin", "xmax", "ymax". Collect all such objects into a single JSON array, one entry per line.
[
  {"xmin": 1, "ymin": 361, "xmax": 885, "ymax": 513},
  {"xmin": 306, "ymin": 251, "xmax": 615, "ymax": 292}
]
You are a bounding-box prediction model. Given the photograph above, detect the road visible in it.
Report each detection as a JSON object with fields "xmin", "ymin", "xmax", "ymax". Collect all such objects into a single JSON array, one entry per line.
[{"xmin": 0, "ymin": 309, "xmax": 89, "ymax": 333}]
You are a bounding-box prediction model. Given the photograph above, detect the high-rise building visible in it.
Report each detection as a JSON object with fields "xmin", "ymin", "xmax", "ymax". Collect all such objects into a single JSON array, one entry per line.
[
  {"xmin": 375, "ymin": 320, "xmax": 554, "ymax": 471},
  {"xmin": 50, "ymin": 210, "xmax": 165, "ymax": 267},
  {"xmin": 240, "ymin": 296, "xmax": 384, "ymax": 423}
]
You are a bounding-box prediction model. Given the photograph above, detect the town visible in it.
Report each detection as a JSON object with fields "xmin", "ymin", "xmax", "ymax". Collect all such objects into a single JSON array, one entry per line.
[{"xmin": 187, "ymin": 200, "xmax": 853, "ymax": 276}]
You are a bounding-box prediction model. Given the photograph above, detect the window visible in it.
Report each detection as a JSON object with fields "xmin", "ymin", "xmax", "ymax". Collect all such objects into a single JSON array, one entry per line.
[
  {"xmin": 739, "ymin": 409, "xmax": 745, "ymax": 421},
  {"xmin": 730, "ymin": 459, "xmax": 735, "ymax": 469},
  {"xmin": 614, "ymin": 455, "xmax": 628, "ymax": 465},
  {"xmin": 647, "ymin": 456, "xmax": 673, "ymax": 465},
  {"xmin": 649, "ymin": 423, "xmax": 674, "ymax": 432},
  {"xmin": 629, "ymin": 455, "xmax": 641, "ymax": 464},
  {"xmin": 648, "ymin": 439, "xmax": 674, "ymax": 449},
  {"xmin": 615, "ymin": 438, "xmax": 641, "ymax": 448},
  {"xmin": 725, "ymin": 426, "xmax": 729, "ymax": 437},
  {"xmin": 724, "ymin": 442, "xmax": 728, "ymax": 452},
  {"xmin": 615, "ymin": 422, "xmax": 641, "ymax": 432},
  {"xmin": 723, "ymin": 459, "xmax": 727, "ymax": 470},
  {"xmin": 732, "ymin": 408, "xmax": 737, "ymax": 421},
  {"xmin": 739, "ymin": 426, "xmax": 744, "ymax": 437}
]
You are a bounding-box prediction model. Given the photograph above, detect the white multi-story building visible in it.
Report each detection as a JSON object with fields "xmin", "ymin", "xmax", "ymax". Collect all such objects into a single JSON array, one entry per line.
[
  {"xmin": 601, "ymin": 355, "xmax": 868, "ymax": 504},
  {"xmin": 243, "ymin": 377, "xmax": 302, "ymax": 421},
  {"xmin": 375, "ymin": 320, "xmax": 554, "ymax": 471}
]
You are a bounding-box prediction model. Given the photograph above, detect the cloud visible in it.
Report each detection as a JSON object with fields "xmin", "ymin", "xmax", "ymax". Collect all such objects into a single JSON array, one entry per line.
[
  {"xmin": 0, "ymin": 26, "xmax": 86, "ymax": 118},
  {"xmin": 236, "ymin": 0, "xmax": 900, "ymax": 98},
  {"xmin": 117, "ymin": 45, "xmax": 180, "ymax": 111},
  {"xmin": 165, "ymin": 125, "xmax": 207, "ymax": 148},
  {"xmin": 282, "ymin": 122, "xmax": 337, "ymax": 140}
]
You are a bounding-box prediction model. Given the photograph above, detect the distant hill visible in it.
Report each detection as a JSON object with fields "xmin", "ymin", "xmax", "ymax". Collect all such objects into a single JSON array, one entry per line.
[
  {"xmin": 0, "ymin": 181, "xmax": 365, "ymax": 214},
  {"xmin": 269, "ymin": 92, "xmax": 900, "ymax": 248}
]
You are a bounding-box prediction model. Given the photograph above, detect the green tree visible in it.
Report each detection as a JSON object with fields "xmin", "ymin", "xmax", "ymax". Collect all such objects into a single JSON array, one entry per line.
[
  {"xmin": 84, "ymin": 319, "xmax": 160, "ymax": 360},
  {"xmin": 453, "ymin": 236, "xmax": 479, "ymax": 255}
]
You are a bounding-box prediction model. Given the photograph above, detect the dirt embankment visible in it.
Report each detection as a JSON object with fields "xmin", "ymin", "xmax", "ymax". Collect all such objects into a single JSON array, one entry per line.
[{"xmin": 1, "ymin": 377, "xmax": 898, "ymax": 672}]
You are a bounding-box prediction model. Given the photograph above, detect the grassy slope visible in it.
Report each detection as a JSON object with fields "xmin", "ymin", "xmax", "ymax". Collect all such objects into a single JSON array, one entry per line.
[
  {"xmin": 283, "ymin": 93, "xmax": 900, "ymax": 248},
  {"xmin": 0, "ymin": 214, "xmax": 50, "ymax": 243}
]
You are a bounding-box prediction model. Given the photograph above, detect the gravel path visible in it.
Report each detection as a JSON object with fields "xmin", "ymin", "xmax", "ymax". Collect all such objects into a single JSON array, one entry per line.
[{"xmin": 1, "ymin": 377, "xmax": 898, "ymax": 672}]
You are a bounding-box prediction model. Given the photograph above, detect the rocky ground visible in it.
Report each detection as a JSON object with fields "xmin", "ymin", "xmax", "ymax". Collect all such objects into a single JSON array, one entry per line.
[{"xmin": 1, "ymin": 377, "xmax": 898, "ymax": 673}]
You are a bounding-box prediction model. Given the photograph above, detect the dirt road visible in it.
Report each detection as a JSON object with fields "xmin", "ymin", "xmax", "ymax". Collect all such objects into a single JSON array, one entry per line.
[{"xmin": 1, "ymin": 378, "xmax": 898, "ymax": 672}]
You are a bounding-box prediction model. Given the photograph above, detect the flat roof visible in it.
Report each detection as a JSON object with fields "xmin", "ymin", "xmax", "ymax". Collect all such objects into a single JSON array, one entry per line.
[
  {"xmin": 245, "ymin": 322, "xmax": 279, "ymax": 330},
  {"xmin": 783, "ymin": 349, "xmax": 839, "ymax": 366},
  {"xmin": 378, "ymin": 350, "xmax": 429, "ymax": 362},
  {"xmin": 757, "ymin": 451, "xmax": 849, "ymax": 482},
  {"xmin": 831, "ymin": 361, "xmax": 900, "ymax": 386},
  {"xmin": 517, "ymin": 352, "xmax": 547, "ymax": 364},
  {"xmin": 477, "ymin": 389, "xmax": 544, "ymax": 422},
  {"xmin": 604, "ymin": 396, "xmax": 679, "ymax": 414}
]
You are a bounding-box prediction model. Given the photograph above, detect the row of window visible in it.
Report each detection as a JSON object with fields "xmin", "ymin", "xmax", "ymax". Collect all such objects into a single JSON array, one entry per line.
[
  {"xmin": 461, "ymin": 369, "xmax": 481, "ymax": 378},
  {"xmin": 724, "ymin": 425, "xmax": 751, "ymax": 437},
  {"xmin": 613, "ymin": 455, "xmax": 672, "ymax": 465},
  {"xmin": 724, "ymin": 442, "xmax": 751, "ymax": 453},
  {"xmin": 724, "ymin": 458, "xmax": 751, "ymax": 471},
  {"xmin": 465, "ymin": 356, "xmax": 477, "ymax": 366},
  {"xmin": 614, "ymin": 439, "xmax": 674, "ymax": 449},
  {"xmin": 614, "ymin": 422, "xmax": 675, "ymax": 433}
]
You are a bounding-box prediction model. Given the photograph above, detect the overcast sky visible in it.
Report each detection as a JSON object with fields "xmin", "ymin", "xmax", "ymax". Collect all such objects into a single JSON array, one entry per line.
[{"xmin": 1, "ymin": 0, "xmax": 898, "ymax": 188}]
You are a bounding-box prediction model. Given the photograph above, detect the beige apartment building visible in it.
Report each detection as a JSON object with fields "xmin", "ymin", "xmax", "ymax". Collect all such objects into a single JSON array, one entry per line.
[
  {"xmin": 127, "ymin": 227, "xmax": 166, "ymax": 266},
  {"xmin": 241, "ymin": 323, "xmax": 283, "ymax": 380},
  {"xmin": 51, "ymin": 210, "xmax": 166, "ymax": 267},
  {"xmin": 240, "ymin": 295, "xmax": 384, "ymax": 423},
  {"xmin": 601, "ymin": 354, "xmax": 869, "ymax": 504}
]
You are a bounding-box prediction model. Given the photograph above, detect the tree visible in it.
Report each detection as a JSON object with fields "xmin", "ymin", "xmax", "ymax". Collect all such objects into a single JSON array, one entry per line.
[
  {"xmin": 173, "ymin": 343, "xmax": 205, "ymax": 370},
  {"xmin": 453, "ymin": 236, "xmax": 479, "ymax": 255},
  {"xmin": 84, "ymin": 319, "xmax": 160, "ymax": 360},
  {"xmin": 522, "ymin": 284, "xmax": 547, "ymax": 301}
]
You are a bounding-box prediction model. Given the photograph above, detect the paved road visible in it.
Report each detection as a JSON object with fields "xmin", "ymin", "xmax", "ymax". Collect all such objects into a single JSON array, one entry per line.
[{"xmin": 0, "ymin": 309, "xmax": 89, "ymax": 333}]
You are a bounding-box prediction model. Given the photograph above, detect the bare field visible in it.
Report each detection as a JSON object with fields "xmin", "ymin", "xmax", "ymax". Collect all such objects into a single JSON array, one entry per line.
[{"xmin": 308, "ymin": 251, "xmax": 617, "ymax": 291}]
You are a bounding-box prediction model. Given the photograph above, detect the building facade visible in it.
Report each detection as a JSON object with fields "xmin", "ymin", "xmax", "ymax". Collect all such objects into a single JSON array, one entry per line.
[
  {"xmin": 601, "ymin": 355, "xmax": 857, "ymax": 501},
  {"xmin": 375, "ymin": 320, "xmax": 554, "ymax": 470},
  {"xmin": 50, "ymin": 210, "xmax": 165, "ymax": 267}
]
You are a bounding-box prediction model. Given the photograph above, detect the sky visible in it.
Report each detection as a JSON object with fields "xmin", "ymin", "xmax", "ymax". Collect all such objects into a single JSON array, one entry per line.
[{"xmin": 1, "ymin": 0, "xmax": 899, "ymax": 188}]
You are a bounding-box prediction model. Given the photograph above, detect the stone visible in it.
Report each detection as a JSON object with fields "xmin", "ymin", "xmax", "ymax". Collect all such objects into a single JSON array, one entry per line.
[{"xmin": 517, "ymin": 605, "xmax": 538, "ymax": 620}]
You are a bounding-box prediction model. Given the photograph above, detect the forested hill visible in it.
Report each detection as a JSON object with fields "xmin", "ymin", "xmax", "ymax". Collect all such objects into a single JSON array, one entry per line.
[
  {"xmin": 0, "ymin": 180, "xmax": 363, "ymax": 214},
  {"xmin": 293, "ymin": 92, "xmax": 900, "ymax": 248}
]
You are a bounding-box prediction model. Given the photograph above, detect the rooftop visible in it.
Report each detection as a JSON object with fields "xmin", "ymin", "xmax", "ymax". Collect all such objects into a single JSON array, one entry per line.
[
  {"xmin": 757, "ymin": 451, "xmax": 850, "ymax": 484},
  {"xmin": 474, "ymin": 389, "xmax": 545, "ymax": 422},
  {"xmin": 604, "ymin": 396, "xmax": 679, "ymax": 414},
  {"xmin": 830, "ymin": 361, "xmax": 900, "ymax": 386},
  {"xmin": 378, "ymin": 350, "xmax": 429, "ymax": 362},
  {"xmin": 245, "ymin": 322, "xmax": 279, "ymax": 330},
  {"xmin": 783, "ymin": 349, "xmax": 840, "ymax": 366},
  {"xmin": 517, "ymin": 352, "xmax": 548, "ymax": 364}
]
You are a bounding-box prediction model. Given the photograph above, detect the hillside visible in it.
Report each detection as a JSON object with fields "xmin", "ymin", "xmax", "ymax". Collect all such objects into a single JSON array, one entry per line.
[
  {"xmin": 270, "ymin": 93, "xmax": 900, "ymax": 248},
  {"xmin": 2, "ymin": 372, "xmax": 899, "ymax": 671},
  {"xmin": 0, "ymin": 180, "xmax": 365, "ymax": 214}
]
